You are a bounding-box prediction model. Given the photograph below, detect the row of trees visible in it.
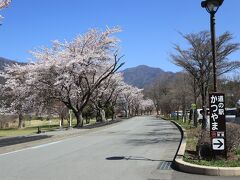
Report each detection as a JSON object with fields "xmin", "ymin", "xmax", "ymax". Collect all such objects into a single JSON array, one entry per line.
[
  {"xmin": 144, "ymin": 72, "xmax": 193, "ymax": 118},
  {"xmin": 145, "ymin": 31, "xmax": 240, "ymax": 128},
  {"xmin": 171, "ymin": 31, "xmax": 240, "ymax": 128},
  {"xmin": 145, "ymin": 71, "xmax": 240, "ymax": 118},
  {"xmin": 0, "ymin": 27, "xmax": 154, "ymax": 128}
]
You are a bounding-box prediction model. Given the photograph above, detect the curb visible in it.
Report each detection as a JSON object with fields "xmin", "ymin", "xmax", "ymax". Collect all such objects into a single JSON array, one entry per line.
[{"xmin": 172, "ymin": 120, "xmax": 240, "ymax": 176}]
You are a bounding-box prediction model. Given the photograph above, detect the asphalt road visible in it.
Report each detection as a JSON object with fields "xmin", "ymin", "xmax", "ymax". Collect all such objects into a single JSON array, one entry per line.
[
  {"xmin": 0, "ymin": 116, "xmax": 179, "ymax": 180},
  {"xmin": 0, "ymin": 116, "xmax": 239, "ymax": 180}
]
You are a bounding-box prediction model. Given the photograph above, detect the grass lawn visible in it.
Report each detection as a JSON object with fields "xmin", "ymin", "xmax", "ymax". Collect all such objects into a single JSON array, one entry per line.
[
  {"xmin": 0, "ymin": 118, "xmax": 96, "ymax": 137},
  {"xmin": 160, "ymin": 115, "xmax": 192, "ymax": 129},
  {"xmin": 0, "ymin": 127, "xmax": 40, "ymax": 137},
  {"xmin": 184, "ymin": 147, "xmax": 240, "ymax": 167}
]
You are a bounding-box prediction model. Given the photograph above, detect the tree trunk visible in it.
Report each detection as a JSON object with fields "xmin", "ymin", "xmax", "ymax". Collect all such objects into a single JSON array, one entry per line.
[
  {"xmin": 193, "ymin": 109, "xmax": 198, "ymax": 127},
  {"xmin": 128, "ymin": 106, "xmax": 132, "ymax": 117},
  {"xmin": 124, "ymin": 109, "xmax": 129, "ymax": 118},
  {"xmin": 177, "ymin": 110, "xmax": 179, "ymax": 120},
  {"xmin": 59, "ymin": 115, "xmax": 64, "ymax": 128},
  {"xmin": 85, "ymin": 114, "xmax": 90, "ymax": 124},
  {"xmin": 111, "ymin": 107, "xmax": 115, "ymax": 120},
  {"xmin": 75, "ymin": 112, "xmax": 83, "ymax": 128},
  {"xmin": 135, "ymin": 107, "xmax": 139, "ymax": 116},
  {"xmin": 18, "ymin": 113, "xmax": 24, "ymax": 129},
  {"xmin": 96, "ymin": 110, "xmax": 101, "ymax": 122},
  {"xmin": 61, "ymin": 117, "xmax": 64, "ymax": 127},
  {"xmin": 155, "ymin": 105, "xmax": 160, "ymax": 115},
  {"xmin": 58, "ymin": 112, "xmax": 65, "ymax": 128}
]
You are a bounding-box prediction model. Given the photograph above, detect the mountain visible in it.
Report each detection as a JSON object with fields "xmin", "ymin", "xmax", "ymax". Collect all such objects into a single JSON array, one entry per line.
[
  {"xmin": 0, "ymin": 57, "xmax": 23, "ymax": 84},
  {"xmin": 0, "ymin": 57, "xmax": 21, "ymax": 70},
  {"xmin": 0, "ymin": 58, "xmax": 175, "ymax": 89},
  {"xmin": 122, "ymin": 65, "xmax": 175, "ymax": 88}
]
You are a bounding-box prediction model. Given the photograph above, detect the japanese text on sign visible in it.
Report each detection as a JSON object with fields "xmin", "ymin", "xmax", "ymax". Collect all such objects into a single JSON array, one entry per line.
[{"xmin": 210, "ymin": 94, "xmax": 225, "ymax": 131}]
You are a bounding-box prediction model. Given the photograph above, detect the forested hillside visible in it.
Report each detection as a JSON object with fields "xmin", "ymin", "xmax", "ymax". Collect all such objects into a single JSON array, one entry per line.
[{"xmin": 121, "ymin": 65, "xmax": 175, "ymax": 88}]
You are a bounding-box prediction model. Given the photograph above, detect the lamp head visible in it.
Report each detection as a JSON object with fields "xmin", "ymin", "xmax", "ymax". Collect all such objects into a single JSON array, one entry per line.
[{"xmin": 201, "ymin": 0, "xmax": 224, "ymax": 14}]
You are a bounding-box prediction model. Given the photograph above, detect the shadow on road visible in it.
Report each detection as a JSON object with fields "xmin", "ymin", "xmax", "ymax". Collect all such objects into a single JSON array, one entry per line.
[
  {"xmin": 125, "ymin": 122, "xmax": 181, "ymax": 146},
  {"xmin": 81, "ymin": 120, "xmax": 122, "ymax": 129},
  {"xmin": 106, "ymin": 156, "xmax": 174, "ymax": 170},
  {"xmin": 126, "ymin": 137, "xmax": 180, "ymax": 146},
  {"xmin": 0, "ymin": 135, "xmax": 52, "ymax": 147},
  {"xmin": 106, "ymin": 155, "xmax": 166, "ymax": 162}
]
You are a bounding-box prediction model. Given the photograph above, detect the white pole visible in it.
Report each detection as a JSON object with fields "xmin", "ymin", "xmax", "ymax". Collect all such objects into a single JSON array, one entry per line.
[
  {"xmin": 69, "ymin": 110, "xmax": 72, "ymax": 128},
  {"xmin": 59, "ymin": 119, "xmax": 62, "ymax": 128}
]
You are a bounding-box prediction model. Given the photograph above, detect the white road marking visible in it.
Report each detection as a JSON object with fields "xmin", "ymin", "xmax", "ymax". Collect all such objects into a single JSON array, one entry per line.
[
  {"xmin": 0, "ymin": 140, "xmax": 62, "ymax": 156},
  {"xmin": 31, "ymin": 141, "xmax": 62, "ymax": 149},
  {"xmin": 0, "ymin": 148, "xmax": 30, "ymax": 156}
]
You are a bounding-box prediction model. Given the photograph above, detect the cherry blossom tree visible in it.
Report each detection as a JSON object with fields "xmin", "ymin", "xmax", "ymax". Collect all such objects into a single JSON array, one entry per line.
[
  {"xmin": 1, "ymin": 26, "xmax": 153, "ymax": 128},
  {"xmin": 0, "ymin": 0, "xmax": 11, "ymax": 8},
  {"xmin": 117, "ymin": 84, "xmax": 143, "ymax": 118},
  {"xmin": 140, "ymin": 99, "xmax": 154, "ymax": 115},
  {"xmin": 0, "ymin": 64, "xmax": 35, "ymax": 128},
  {"xmin": 108, "ymin": 75, "xmax": 129, "ymax": 120},
  {"xmin": 0, "ymin": 0, "xmax": 12, "ymax": 24},
  {"xmin": 130, "ymin": 90, "xmax": 144, "ymax": 116},
  {"xmin": 28, "ymin": 27, "xmax": 124, "ymax": 127},
  {"xmin": 90, "ymin": 72, "xmax": 125, "ymax": 122}
]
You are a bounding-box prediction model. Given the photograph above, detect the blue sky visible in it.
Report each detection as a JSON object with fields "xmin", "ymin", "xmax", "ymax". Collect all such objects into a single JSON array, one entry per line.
[{"xmin": 0, "ymin": 0, "xmax": 240, "ymax": 72}]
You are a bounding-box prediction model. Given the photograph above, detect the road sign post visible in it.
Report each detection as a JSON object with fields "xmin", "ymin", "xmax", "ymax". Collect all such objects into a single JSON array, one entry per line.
[{"xmin": 209, "ymin": 93, "xmax": 227, "ymax": 157}]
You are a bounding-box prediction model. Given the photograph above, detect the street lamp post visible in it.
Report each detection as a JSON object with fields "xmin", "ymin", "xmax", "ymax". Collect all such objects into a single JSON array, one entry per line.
[
  {"xmin": 201, "ymin": 0, "xmax": 227, "ymax": 158},
  {"xmin": 201, "ymin": 0, "xmax": 224, "ymax": 92}
]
